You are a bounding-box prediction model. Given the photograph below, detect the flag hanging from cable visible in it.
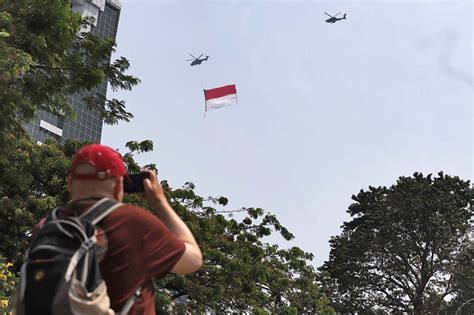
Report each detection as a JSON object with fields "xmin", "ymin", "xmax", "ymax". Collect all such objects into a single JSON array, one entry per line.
[{"xmin": 203, "ymin": 84, "xmax": 237, "ymax": 112}]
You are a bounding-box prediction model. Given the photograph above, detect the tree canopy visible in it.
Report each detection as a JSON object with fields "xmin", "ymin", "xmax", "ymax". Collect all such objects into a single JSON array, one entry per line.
[
  {"xmin": 320, "ymin": 172, "xmax": 474, "ymax": 314},
  {"xmin": 0, "ymin": 0, "xmax": 139, "ymax": 149}
]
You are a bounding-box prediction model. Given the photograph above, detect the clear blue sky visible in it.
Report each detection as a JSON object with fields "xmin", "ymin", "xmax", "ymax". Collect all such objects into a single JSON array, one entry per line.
[{"xmin": 103, "ymin": 0, "xmax": 473, "ymax": 267}]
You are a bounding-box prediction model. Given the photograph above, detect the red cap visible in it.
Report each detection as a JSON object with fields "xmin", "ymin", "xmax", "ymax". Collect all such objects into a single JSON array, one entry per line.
[{"xmin": 70, "ymin": 144, "xmax": 127, "ymax": 180}]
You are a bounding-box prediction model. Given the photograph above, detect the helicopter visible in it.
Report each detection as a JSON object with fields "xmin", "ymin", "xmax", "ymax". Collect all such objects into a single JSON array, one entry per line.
[
  {"xmin": 187, "ymin": 54, "xmax": 209, "ymax": 66},
  {"xmin": 324, "ymin": 12, "xmax": 347, "ymax": 23}
]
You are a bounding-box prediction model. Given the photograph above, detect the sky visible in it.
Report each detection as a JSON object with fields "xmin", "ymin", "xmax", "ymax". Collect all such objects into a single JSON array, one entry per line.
[{"xmin": 102, "ymin": 0, "xmax": 473, "ymax": 267}]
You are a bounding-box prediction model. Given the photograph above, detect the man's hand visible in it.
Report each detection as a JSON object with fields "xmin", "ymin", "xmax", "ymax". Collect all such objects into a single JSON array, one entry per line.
[{"xmin": 142, "ymin": 169, "xmax": 166, "ymax": 206}]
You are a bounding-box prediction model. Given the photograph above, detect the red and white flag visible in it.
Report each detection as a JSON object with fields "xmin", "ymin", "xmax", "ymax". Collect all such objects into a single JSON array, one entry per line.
[{"xmin": 204, "ymin": 84, "xmax": 237, "ymax": 111}]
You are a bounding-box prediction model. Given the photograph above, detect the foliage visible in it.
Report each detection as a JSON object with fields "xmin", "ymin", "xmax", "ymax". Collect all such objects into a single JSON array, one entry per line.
[
  {"xmin": 443, "ymin": 240, "xmax": 474, "ymax": 314},
  {"xmin": 319, "ymin": 172, "xmax": 473, "ymax": 314},
  {"xmin": 0, "ymin": 256, "xmax": 16, "ymax": 314},
  {"xmin": 147, "ymin": 188, "xmax": 332, "ymax": 313},
  {"xmin": 0, "ymin": 137, "xmax": 333, "ymax": 313},
  {"xmin": 0, "ymin": 0, "xmax": 139, "ymax": 148},
  {"xmin": 0, "ymin": 135, "xmax": 74, "ymax": 264}
]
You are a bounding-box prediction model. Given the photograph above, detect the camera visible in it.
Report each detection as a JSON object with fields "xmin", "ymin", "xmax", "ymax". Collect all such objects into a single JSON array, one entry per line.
[{"xmin": 123, "ymin": 172, "xmax": 150, "ymax": 193}]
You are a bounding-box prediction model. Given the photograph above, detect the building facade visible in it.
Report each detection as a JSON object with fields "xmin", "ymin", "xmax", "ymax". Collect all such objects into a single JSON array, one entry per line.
[{"xmin": 25, "ymin": 0, "xmax": 122, "ymax": 144}]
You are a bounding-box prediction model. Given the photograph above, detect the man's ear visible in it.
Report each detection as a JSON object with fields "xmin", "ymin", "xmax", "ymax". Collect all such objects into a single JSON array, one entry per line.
[{"xmin": 114, "ymin": 177, "xmax": 124, "ymax": 201}]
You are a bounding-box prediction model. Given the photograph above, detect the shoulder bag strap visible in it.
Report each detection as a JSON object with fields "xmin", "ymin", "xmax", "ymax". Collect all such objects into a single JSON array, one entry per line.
[
  {"xmin": 119, "ymin": 286, "xmax": 142, "ymax": 315},
  {"xmin": 79, "ymin": 198, "xmax": 122, "ymax": 225}
]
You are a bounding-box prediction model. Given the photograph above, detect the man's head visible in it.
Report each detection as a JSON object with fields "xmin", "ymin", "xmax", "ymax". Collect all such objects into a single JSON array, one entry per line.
[{"xmin": 68, "ymin": 144, "xmax": 127, "ymax": 201}]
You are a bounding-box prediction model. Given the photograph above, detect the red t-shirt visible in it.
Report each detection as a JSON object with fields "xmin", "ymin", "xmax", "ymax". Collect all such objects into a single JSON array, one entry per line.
[{"xmin": 56, "ymin": 199, "xmax": 186, "ymax": 314}]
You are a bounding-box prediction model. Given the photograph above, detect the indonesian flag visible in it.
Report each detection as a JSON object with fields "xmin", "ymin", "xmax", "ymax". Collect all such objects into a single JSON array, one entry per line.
[{"xmin": 204, "ymin": 84, "xmax": 237, "ymax": 111}]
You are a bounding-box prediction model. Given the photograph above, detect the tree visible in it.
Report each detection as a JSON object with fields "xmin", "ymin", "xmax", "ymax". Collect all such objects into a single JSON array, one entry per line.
[
  {"xmin": 0, "ymin": 136, "xmax": 334, "ymax": 313},
  {"xmin": 0, "ymin": 0, "xmax": 139, "ymax": 148},
  {"xmin": 0, "ymin": 256, "xmax": 16, "ymax": 313},
  {"xmin": 443, "ymin": 238, "xmax": 474, "ymax": 314},
  {"xmin": 320, "ymin": 172, "xmax": 473, "ymax": 314},
  {"xmin": 0, "ymin": 135, "xmax": 76, "ymax": 263},
  {"xmin": 147, "ymin": 185, "xmax": 332, "ymax": 313}
]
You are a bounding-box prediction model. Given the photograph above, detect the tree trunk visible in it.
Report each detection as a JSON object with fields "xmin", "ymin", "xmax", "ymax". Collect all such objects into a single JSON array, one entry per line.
[{"xmin": 413, "ymin": 300, "xmax": 423, "ymax": 315}]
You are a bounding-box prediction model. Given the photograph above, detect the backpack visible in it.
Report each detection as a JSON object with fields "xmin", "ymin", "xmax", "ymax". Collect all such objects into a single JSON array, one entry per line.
[{"xmin": 14, "ymin": 198, "xmax": 142, "ymax": 315}]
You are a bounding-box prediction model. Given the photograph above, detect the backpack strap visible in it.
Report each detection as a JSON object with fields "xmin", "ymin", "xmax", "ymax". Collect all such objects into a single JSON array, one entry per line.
[
  {"xmin": 119, "ymin": 286, "xmax": 142, "ymax": 315},
  {"xmin": 79, "ymin": 198, "xmax": 122, "ymax": 225},
  {"xmin": 79, "ymin": 198, "xmax": 141, "ymax": 314}
]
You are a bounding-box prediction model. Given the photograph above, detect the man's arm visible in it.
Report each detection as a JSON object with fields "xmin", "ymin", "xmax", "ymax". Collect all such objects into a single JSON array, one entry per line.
[{"xmin": 142, "ymin": 169, "xmax": 203, "ymax": 275}]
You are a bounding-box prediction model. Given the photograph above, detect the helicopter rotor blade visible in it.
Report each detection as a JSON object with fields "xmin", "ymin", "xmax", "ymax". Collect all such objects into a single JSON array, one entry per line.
[
  {"xmin": 186, "ymin": 59, "xmax": 194, "ymax": 61},
  {"xmin": 334, "ymin": 12, "xmax": 341, "ymax": 17},
  {"xmin": 324, "ymin": 12, "xmax": 333, "ymax": 17},
  {"xmin": 197, "ymin": 54, "xmax": 204, "ymax": 59},
  {"xmin": 189, "ymin": 53, "xmax": 197, "ymax": 59}
]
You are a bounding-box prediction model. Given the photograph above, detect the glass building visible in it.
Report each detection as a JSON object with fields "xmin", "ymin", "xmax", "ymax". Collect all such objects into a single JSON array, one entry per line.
[{"xmin": 25, "ymin": 0, "xmax": 122, "ymax": 144}]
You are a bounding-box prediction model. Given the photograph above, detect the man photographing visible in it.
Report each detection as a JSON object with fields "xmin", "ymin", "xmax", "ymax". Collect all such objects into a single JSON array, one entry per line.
[{"xmin": 20, "ymin": 144, "xmax": 202, "ymax": 314}]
